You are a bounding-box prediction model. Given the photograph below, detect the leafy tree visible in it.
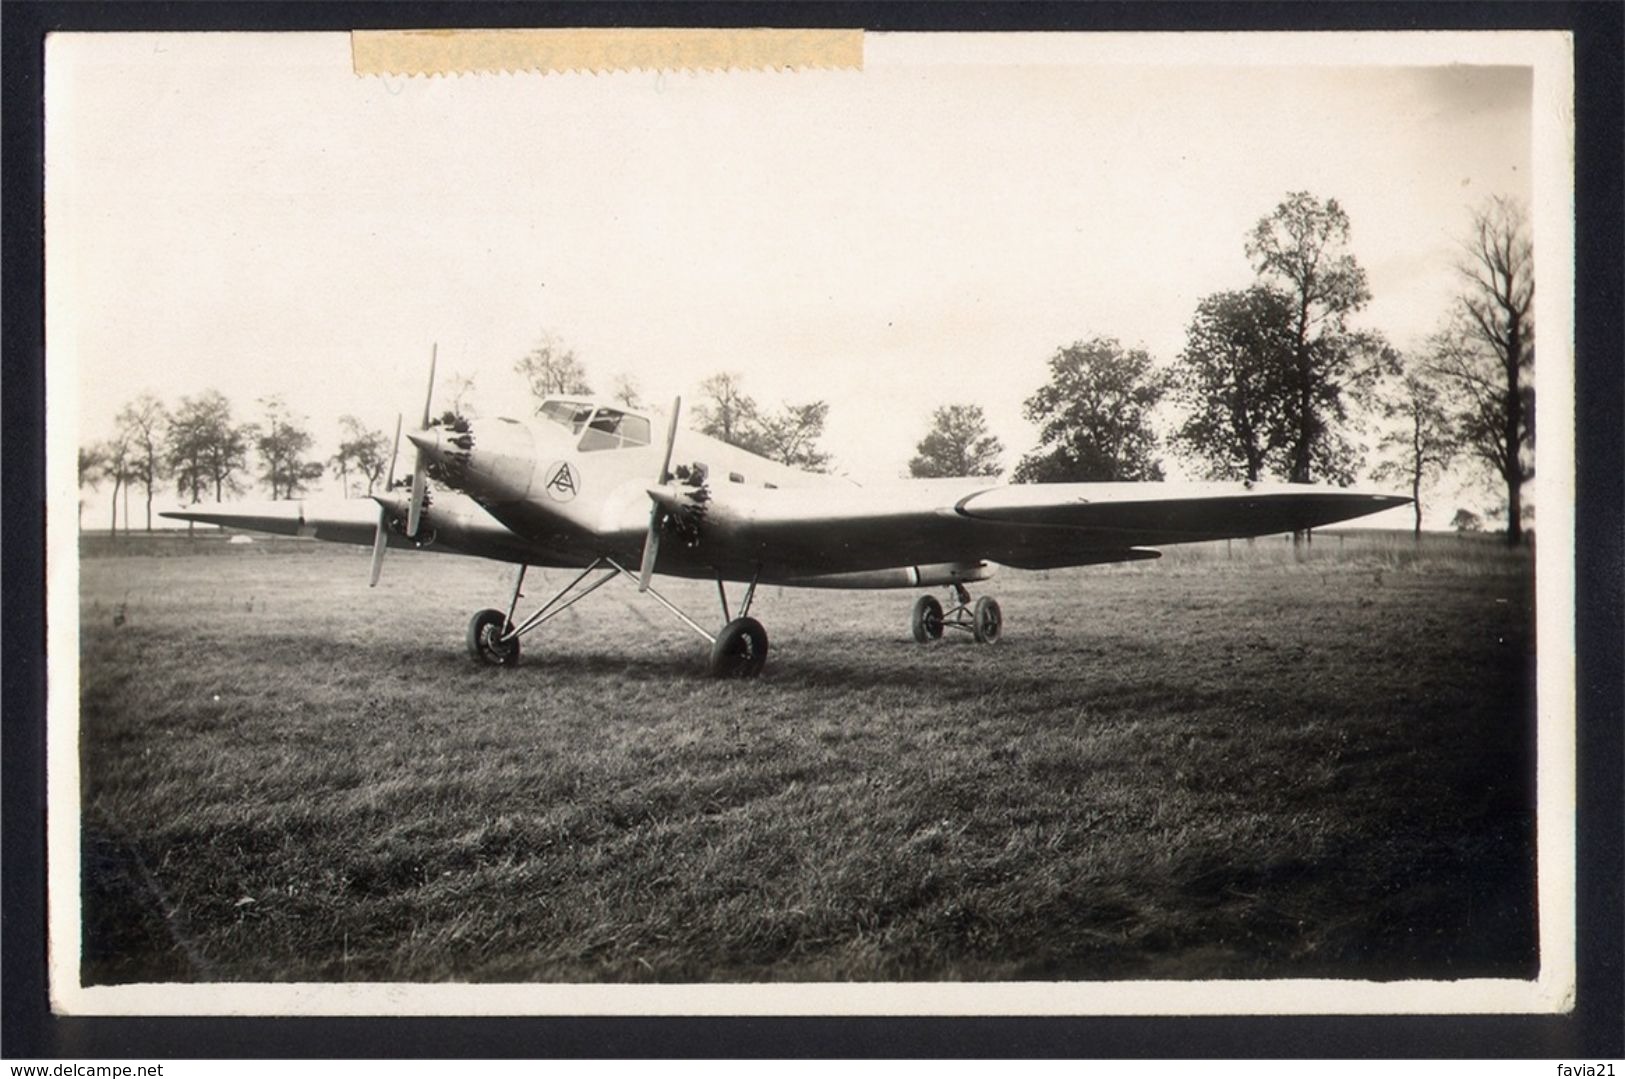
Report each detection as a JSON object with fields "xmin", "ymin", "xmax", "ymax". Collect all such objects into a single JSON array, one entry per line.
[
  {"xmin": 254, "ymin": 396, "xmax": 326, "ymax": 500},
  {"xmin": 754, "ymin": 400, "xmax": 833, "ymax": 472},
  {"xmin": 1370, "ymin": 359, "xmax": 1457, "ymax": 538},
  {"xmin": 1430, "ymin": 196, "xmax": 1535, "ymax": 545},
  {"xmin": 167, "ymin": 390, "xmax": 250, "ymax": 503},
  {"xmin": 1012, "ymin": 337, "xmax": 1166, "ymax": 483},
  {"xmin": 115, "ymin": 393, "xmax": 168, "ymax": 531},
  {"xmin": 1450, "ymin": 508, "xmax": 1483, "ymax": 533},
  {"xmin": 515, "ymin": 332, "xmax": 591, "ymax": 408},
  {"xmin": 611, "ymin": 373, "xmax": 644, "ymax": 409},
  {"xmin": 446, "ymin": 371, "xmax": 479, "ymax": 419},
  {"xmin": 331, "ymin": 415, "xmax": 393, "ymax": 497},
  {"xmin": 909, "ymin": 404, "xmax": 1004, "ymax": 478},
  {"xmin": 77, "ymin": 444, "xmax": 108, "ymax": 531},
  {"xmin": 694, "ymin": 372, "xmax": 764, "ymax": 451},
  {"xmin": 1169, "ymin": 286, "xmax": 1296, "ymax": 482},
  {"xmin": 94, "ymin": 434, "xmax": 139, "ymax": 536},
  {"xmin": 1245, "ymin": 191, "xmax": 1389, "ymax": 485}
]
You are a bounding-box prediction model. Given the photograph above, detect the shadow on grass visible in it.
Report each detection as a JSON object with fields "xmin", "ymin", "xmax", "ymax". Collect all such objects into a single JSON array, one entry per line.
[{"xmin": 242, "ymin": 628, "xmax": 1029, "ymax": 695}]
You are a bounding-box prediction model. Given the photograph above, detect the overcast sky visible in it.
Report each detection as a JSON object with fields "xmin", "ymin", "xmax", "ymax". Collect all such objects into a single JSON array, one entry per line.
[{"xmin": 49, "ymin": 32, "xmax": 1547, "ymax": 529}]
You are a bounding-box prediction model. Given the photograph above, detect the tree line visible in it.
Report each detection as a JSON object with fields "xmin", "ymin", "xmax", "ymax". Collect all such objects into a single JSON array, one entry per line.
[
  {"xmin": 80, "ymin": 190, "xmax": 1533, "ymax": 545},
  {"xmin": 910, "ymin": 190, "xmax": 1531, "ymax": 544},
  {"xmin": 78, "ymin": 392, "xmax": 396, "ymax": 535}
]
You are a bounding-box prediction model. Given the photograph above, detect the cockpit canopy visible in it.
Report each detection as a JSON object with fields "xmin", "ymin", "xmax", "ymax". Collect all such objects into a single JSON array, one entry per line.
[{"xmin": 537, "ymin": 399, "xmax": 653, "ymax": 452}]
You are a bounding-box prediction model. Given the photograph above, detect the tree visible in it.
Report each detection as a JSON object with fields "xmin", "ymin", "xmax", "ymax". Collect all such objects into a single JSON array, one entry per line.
[
  {"xmin": 254, "ymin": 396, "xmax": 326, "ymax": 500},
  {"xmin": 331, "ymin": 415, "xmax": 393, "ymax": 497},
  {"xmin": 1012, "ymin": 337, "xmax": 1166, "ymax": 483},
  {"xmin": 909, "ymin": 404, "xmax": 1004, "ymax": 478},
  {"xmin": 77, "ymin": 445, "xmax": 108, "ymax": 532},
  {"xmin": 610, "ymin": 373, "xmax": 644, "ymax": 409},
  {"xmin": 1450, "ymin": 508, "xmax": 1483, "ymax": 533},
  {"xmin": 1169, "ymin": 286, "xmax": 1296, "ymax": 482},
  {"xmin": 115, "ymin": 393, "xmax": 168, "ymax": 531},
  {"xmin": 1430, "ymin": 196, "xmax": 1535, "ymax": 545},
  {"xmin": 167, "ymin": 390, "xmax": 250, "ymax": 503},
  {"xmin": 693, "ymin": 372, "xmax": 763, "ymax": 451},
  {"xmin": 1370, "ymin": 359, "xmax": 1457, "ymax": 539},
  {"xmin": 515, "ymin": 332, "xmax": 591, "ymax": 408},
  {"xmin": 1245, "ymin": 192, "xmax": 1388, "ymax": 485},
  {"xmin": 754, "ymin": 400, "xmax": 833, "ymax": 472},
  {"xmin": 96, "ymin": 434, "xmax": 137, "ymax": 536},
  {"xmin": 446, "ymin": 371, "xmax": 479, "ymax": 419}
]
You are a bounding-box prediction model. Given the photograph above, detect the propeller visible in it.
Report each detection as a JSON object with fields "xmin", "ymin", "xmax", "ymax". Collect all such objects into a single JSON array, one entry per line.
[
  {"xmin": 637, "ymin": 396, "xmax": 683, "ymax": 592},
  {"xmin": 407, "ymin": 343, "xmax": 437, "ymax": 539},
  {"xmin": 367, "ymin": 413, "xmax": 404, "ymax": 589}
]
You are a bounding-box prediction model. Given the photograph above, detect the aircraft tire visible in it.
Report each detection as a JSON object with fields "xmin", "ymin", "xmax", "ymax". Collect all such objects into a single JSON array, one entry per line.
[
  {"xmin": 911, "ymin": 595, "xmax": 944, "ymax": 642},
  {"xmin": 710, "ymin": 616, "xmax": 768, "ymax": 678},
  {"xmin": 467, "ymin": 607, "xmax": 521, "ymax": 667},
  {"xmin": 972, "ymin": 596, "xmax": 1002, "ymax": 644}
]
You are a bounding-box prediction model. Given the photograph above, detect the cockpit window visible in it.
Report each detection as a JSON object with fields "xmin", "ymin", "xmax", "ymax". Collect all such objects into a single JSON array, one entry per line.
[
  {"xmin": 539, "ymin": 400, "xmax": 594, "ymax": 434},
  {"xmin": 578, "ymin": 408, "xmax": 653, "ymax": 452}
]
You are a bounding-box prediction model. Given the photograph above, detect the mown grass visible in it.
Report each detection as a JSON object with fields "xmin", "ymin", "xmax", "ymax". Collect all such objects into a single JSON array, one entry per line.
[{"xmin": 77, "ymin": 531, "xmax": 1537, "ymax": 984}]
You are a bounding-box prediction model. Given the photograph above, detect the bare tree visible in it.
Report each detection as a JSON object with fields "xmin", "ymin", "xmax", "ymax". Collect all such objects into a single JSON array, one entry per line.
[
  {"xmin": 909, "ymin": 404, "xmax": 1003, "ymax": 478},
  {"xmin": 115, "ymin": 393, "xmax": 168, "ymax": 531},
  {"xmin": 1431, "ymin": 196, "xmax": 1535, "ymax": 545},
  {"xmin": 1371, "ymin": 359, "xmax": 1457, "ymax": 539},
  {"xmin": 515, "ymin": 332, "xmax": 591, "ymax": 408}
]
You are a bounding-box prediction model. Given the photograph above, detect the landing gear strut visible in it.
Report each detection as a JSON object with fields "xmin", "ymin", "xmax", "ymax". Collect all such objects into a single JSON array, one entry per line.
[
  {"xmin": 464, "ymin": 559, "xmax": 769, "ymax": 677},
  {"xmin": 911, "ymin": 583, "xmax": 1002, "ymax": 644}
]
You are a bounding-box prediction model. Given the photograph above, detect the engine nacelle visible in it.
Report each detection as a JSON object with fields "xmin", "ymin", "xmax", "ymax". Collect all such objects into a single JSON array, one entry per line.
[{"xmin": 777, "ymin": 561, "xmax": 994, "ymax": 590}]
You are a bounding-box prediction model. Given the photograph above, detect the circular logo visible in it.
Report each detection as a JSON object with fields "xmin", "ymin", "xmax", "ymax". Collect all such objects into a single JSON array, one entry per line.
[{"xmin": 542, "ymin": 461, "xmax": 580, "ymax": 502}]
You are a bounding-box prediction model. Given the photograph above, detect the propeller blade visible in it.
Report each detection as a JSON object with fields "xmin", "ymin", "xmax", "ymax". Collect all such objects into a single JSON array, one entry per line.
[
  {"xmin": 385, "ymin": 413, "xmax": 402, "ymax": 491},
  {"xmin": 407, "ymin": 465, "xmax": 427, "ymax": 539},
  {"xmin": 368, "ymin": 501, "xmax": 389, "ymax": 587},
  {"xmin": 420, "ymin": 343, "xmax": 438, "ymax": 429},
  {"xmin": 638, "ymin": 397, "xmax": 683, "ymax": 592},
  {"xmin": 407, "ymin": 344, "xmax": 437, "ymax": 538},
  {"xmin": 656, "ymin": 394, "xmax": 681, "ymax": 484},
  {"xmin": 637, "ymin": 502, "xmax": 662, "ymax": 592}
]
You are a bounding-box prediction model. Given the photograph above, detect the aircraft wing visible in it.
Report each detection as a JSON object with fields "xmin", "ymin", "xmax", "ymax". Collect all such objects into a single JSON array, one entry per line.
[
  {"xmin": 159, "ymin": 490, "xmax": 543, "ymax": 565},
  {"xmin": 685, "ymin": 479, "xmax": 1409, "ymax": 579}
]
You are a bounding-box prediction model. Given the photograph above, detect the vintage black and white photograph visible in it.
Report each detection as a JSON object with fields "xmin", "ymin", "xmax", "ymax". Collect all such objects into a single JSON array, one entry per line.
[{"xmin": 46, "ymin": 29, "xmax": 1574, "ymax": 1015}]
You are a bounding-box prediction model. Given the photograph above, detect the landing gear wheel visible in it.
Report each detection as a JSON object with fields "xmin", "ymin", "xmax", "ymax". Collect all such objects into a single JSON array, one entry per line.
[
  {"xmin": 467, "ymin": 608, "xmax": 521, "ymax": 667},
  {"xmin": 911, "ymin": 595, "xmax": 944, "ymax": 642},
  {"xmin": 972, "ymin": 596, "xmax": 1003, "ymax": 644},
  {"xmin": 710, "ymin": 616, "xmax": 768, "ymax": 678}
]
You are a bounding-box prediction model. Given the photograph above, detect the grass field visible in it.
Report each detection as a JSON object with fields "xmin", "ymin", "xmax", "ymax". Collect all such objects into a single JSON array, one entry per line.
[{"xmin": 76, "ymin": 530, "xmax": 1538, "ymax": 985}]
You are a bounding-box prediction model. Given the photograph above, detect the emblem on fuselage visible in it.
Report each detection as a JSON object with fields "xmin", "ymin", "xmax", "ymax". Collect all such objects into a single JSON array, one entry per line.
[{"xmin": 543, "ymin": 461, "xmax": 580, "ymax": 502}]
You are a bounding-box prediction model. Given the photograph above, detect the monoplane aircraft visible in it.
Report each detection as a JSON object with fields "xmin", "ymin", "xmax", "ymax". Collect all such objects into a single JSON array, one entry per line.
[{"xmin": 163, "ymin": 356, "xmax": 1408, "ymax": 677}]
